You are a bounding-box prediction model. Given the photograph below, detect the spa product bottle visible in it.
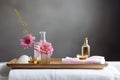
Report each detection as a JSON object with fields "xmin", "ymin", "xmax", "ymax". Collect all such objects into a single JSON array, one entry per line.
[{"xmin": 81, "ymin": 38, "xmax": 90, "ymax": 58}]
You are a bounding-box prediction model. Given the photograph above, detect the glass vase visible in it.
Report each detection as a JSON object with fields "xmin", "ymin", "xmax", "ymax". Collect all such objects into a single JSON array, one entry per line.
[{"xmin": 34, "ymin": 31, "xmax": 52, "ymax": 64}]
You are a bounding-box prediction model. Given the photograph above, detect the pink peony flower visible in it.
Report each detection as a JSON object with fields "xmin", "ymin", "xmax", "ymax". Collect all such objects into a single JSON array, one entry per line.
[
  {"xmin": 34, "ymin": 41, "xmax": 53, "ymax": 55},
  {"xmin": 20, "ymin": 34, "xmax": 35, "ymax": 49}
]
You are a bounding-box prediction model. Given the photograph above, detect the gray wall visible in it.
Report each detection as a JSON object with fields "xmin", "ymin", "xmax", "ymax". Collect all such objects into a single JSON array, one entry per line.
[{"xmin": 0, "ymin": 0, "xmax": 120, "ymax": 61}]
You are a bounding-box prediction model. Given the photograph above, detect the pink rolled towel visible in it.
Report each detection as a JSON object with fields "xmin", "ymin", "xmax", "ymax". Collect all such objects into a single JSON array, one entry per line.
[{"xmin": 62, "ymin": 56, "xmax": 105, "ymax": 64}]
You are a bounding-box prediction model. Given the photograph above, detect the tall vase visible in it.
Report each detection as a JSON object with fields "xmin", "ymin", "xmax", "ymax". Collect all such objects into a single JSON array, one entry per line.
[
  {"xmin": 40, "ymin": 31, "xmax": 51, "ymax": 64},
  {"xmin": 34, "ymin": 31, "xmax": 51, "ymax": 64}
]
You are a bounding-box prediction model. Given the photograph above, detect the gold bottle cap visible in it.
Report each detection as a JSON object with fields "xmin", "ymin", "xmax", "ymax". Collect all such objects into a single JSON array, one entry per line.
[{"xmin": 83, "ymin": 37, "xmax": 88, "ymax": 43}]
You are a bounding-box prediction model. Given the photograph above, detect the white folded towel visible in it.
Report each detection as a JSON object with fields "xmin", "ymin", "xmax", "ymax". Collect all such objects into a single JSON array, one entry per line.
[
  {"xmin": 0, "ymin": 62, "xmax": 10, "ymax": 77},
  {"xmin": 62, "ymin": 56, "xmax": 105, "ymax": 64}
]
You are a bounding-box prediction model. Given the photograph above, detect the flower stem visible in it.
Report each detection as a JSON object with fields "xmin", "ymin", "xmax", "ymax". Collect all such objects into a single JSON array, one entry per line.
[{"xmin": 14, "ymin": 8, "xmax": 29, "ymax": 34}]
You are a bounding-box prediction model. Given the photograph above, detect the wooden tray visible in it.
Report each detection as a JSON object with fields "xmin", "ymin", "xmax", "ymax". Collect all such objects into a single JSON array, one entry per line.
[{"xmin": 7, "ymin": 58, "xmax": 108, "ymax": 69}]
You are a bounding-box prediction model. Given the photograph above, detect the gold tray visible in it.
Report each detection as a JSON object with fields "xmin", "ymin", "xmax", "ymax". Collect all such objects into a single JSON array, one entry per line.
[{"xmin": 7, "ymin": 58, "xmax": 108, "ymax": 69}]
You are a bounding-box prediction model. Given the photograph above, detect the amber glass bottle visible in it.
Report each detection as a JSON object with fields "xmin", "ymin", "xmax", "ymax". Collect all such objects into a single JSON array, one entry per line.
[{"xmin": 81, "ymin": 38, "xmax": 90, "ymax": 58}]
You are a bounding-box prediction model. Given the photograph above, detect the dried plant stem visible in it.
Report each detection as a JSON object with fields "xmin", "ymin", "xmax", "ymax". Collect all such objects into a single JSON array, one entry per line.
[{"xmin": 14, "ymin": 8, "xmax": 29, "ymax": 34}]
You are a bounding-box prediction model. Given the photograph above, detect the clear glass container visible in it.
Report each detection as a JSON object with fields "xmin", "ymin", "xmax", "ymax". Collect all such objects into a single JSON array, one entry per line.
[
  {"xmin": 34, "ymin": 31, "xmax": 47, "ymax": 61},
  {"xmin": 34, "ymin": 31, "xmax": 51, "ymax": 64}
]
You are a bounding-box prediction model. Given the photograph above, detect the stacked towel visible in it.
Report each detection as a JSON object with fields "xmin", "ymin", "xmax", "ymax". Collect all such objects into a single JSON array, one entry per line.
[
  {"xmin": 0, "ymin": 62, "xmax": 10, "ymax": 80},
  {"xmin": 0, "ymin": 62, "xmax": 10, "ymax": 77},
  {"xmin": 62, "ymin": 56, "xmax": 105, "ymax": 64}
]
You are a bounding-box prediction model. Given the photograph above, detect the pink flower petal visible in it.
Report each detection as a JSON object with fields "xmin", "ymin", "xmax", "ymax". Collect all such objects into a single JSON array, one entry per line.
[
  {"xmin": 34, "ymin": 41, "xmax": 53, "ymax": 55},
  {"xmin": 20, "ymin": 34, "xmax": 35, "ymax": 49}
]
